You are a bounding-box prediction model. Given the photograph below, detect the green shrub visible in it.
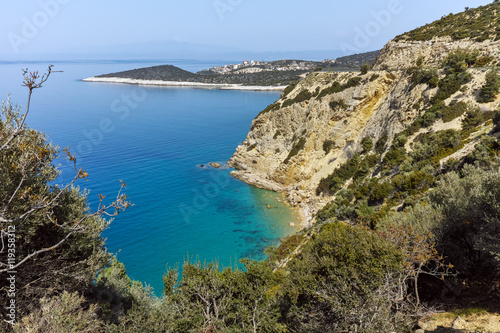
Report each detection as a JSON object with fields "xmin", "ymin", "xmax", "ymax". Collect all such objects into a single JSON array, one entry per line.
[
  {"xmin": 403, "ymin": 171, "xmax": 435, "ymax": 195},
  {"xmin": 257, "ymin": 102, "xmax": 281, "ymax": 116},
  {"xmin": 475, "ymin": 56, "xmax": 493, "ymax": 67},
  {"xmin": 282, "ymin": 223, "xmax": 410, "ymax": 332},
  {"xmin": 393, "ymin": 134, "xmax": 408, "ymax": 148},
  {"xmin": 282, "ymin": 80, "xmax": 298, "ymax": 98},
  {"xmin": 411, "ymin": 129, "xmax": 462, "ymax": 166},
  {"xmin": 411, "ymin": 68, "xmax": 439, "ymax": 88},
  {"xmin": 478, "ymin": 70, "xmax": 499, "ymax": 103},
  {"xmin": 316, "ymin": 155, "xmax": 361, "ymax": 194},
  {"xmin": 375, "ymin": 132, "xmax": 388, "ymax": 153},
  {"xmin": 284, "ymin": 137, "xmax": 306, "ymax": 163},
  {"xmin": 429, "ymin": 165, "xmax": 500, "ymax": 274},
  {"xmin": 323, "ymin": 140, "xmax": 335, "ymax": 154},
  {"xmin": 442, "ymin": 101, "xmax": 468, "ymax": 122},
  {"xmin": 360, "ymin": 62, "xmax": 371, "ymax": 74},
  {"xmin": 383, "ymin": 147, "xmax": 407, "ymax": 169},
  {"xmin": 493, "ymin": 110, "xmax": 500, "ymax": 132},
  {"xmin": 361, "ymin": 136, "xmax": 374, "ymax": 154},
  {"xmin": 344, "ymin": 76, "xmax": 362, "ymax": 88},
  {"xmin": 329, "ymin": 99, "xmax": 347, "ymax": 110},
  {"xmin": 317, "ymin": 77, "xmax": 362, "ymax": 100},
  {"xmin": 462, "ymin": 107, "xmax": 484, "ymax": 131},
  {"xmin": 433, "ymin": 74, "xmax": 462, "ymax": 102},
  {"xmin": 369, "ymin": 181, "xmax": 395, "ymax": 204},
  {"xmin": 247, "ymin": 143, "xmax": 257, "ymax": 151},
  {"xmin": 15, "ymin": 292, "xmax": 103, "ymax": 332},
  {"xmin": 282, "ymin": 89, "xmax": 313, "ymax": 108}
]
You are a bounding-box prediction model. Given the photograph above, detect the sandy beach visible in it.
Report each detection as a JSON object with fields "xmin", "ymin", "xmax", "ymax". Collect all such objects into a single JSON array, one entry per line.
[{"xmin": 82, "ymin": 77, "xmax": 287, "ymax": 91}]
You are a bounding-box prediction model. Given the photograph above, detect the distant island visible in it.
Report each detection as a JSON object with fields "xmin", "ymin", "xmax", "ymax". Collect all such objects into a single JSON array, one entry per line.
[{"xmin": 83, "ymin": 51, "xmax": 379, "ymax": 90}]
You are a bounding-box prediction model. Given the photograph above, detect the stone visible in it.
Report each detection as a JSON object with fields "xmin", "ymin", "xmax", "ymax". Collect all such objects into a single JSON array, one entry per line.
[
  {"xmin": 451, "ymin": 316, "xmax": 466, "ymax": 329},
  {"xmin": 209, "ymin": 162, "xmax": 222, "ymax": 168}
]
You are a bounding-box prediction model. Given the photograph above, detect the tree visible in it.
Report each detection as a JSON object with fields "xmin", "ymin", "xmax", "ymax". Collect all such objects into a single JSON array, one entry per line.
[
  {"xmin": 361, "ymin": 136, "xmax": 373, "ymax": 154},
  {"xmin": 478, "ymin": 70, "xmax": 500, "ymax": 103},
  {"xmin": 161, "ymin": 260, "xmax": 286, "ymax": 332},
  {"xmin": 0, "ymin": 67, "xmax": 130, "ymax": 325},
  {"xmin": 280, "ymin": 222, "xmax": 413, "ymax": 332},
  {"xmin": 429, "ymin": 165, "xmax": 500, "ymax": 274}
]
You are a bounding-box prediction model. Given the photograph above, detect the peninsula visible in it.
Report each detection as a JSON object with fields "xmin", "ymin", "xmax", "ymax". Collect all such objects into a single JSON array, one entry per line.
[{"xmin": 83, "ymin": 53, "xmax": 379, "ymax": 90}]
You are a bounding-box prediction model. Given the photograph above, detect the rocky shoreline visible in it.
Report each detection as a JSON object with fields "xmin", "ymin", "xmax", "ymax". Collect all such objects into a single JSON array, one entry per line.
[{"xmin": 228, "ymin": 155, "xmax": 327, "ymax": 230}]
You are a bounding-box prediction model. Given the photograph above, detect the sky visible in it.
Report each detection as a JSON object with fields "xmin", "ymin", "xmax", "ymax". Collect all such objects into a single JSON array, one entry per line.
[{"xmin": 0, "ymin": 0, "xmax": 494, "ymax": 60}]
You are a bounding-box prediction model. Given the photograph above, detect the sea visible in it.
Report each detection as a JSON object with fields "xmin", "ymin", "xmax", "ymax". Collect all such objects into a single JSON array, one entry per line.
[{"xmin": 0, "ymin": 59, "xmax": 300, "ymax": 295}]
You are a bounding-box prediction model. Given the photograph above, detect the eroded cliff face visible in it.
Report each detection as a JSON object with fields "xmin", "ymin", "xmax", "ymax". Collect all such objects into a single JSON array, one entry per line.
[
  {"xmin": 229, "ymin": 32, "xmax": 500, "ymax": 226},
  {"xmin": 229, "ymin": 70, "xmax": 424, "ymax": 222}
]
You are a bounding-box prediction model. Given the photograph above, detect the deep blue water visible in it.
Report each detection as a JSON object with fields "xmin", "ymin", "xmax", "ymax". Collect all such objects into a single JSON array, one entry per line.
[{"xmin": 0, "ymin": 60, "xmax": 299, "ymax": 295}]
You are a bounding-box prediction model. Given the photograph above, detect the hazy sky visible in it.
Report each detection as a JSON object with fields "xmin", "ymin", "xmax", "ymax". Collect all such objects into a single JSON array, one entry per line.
[{"xmin": 0, "ymin": 0, "xmax": 494, "ymax": 58}]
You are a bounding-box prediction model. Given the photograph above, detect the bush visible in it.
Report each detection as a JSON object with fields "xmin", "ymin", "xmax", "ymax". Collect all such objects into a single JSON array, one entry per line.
[
  {"xmin": 369, "ymin": 181, "xmax": 395, "ymax": 204},
  {"xmin": 317, "ymin": 77, "xmax": 362, "ymax": 100},
  {"xmin": 442, "ymin": 101, "xmax": 468, "ymax": 122},
  {"xmin": 383, "ymin": 147, "xmax": 407, "ymax": 169},
  {"xmin": 281, "ymin": 223, "xmax": 411, "ymax": 332},
  {"xmin": 0, "ymin": 92, "xmax": 129, "ymax": 323},
  {"xmin": 282, "ymin": 89, "xmax": 313, "ymax": 108},
  {"xmin": 375, "ymin": 132, "xmax": 388, "ymax": 153},
  {"xmin": 257, "ymin": 102, "xmax": 281, "ymax": 116},
  {"xmin": 493, "ymin": 110, "xmax": 500, "ymax": 132},
  {"xmin": 475, "ymin": 56, "xmax": 493, "ymax": 67},
  {"xmin": 329, "ymin": 99, "xmax": 346, "ymax": 110},
  {"xmin": 361, "ymin": 136, "xmax": 374, "ymax": 154},
  {"xmin": 429, "ymin": 165, "xmax": 500, "ymax": 274},
  {"xmin": 323, "ymin": 140, "xmax": 335, "ymax": 154},
  {"xmin": 411, "ymin": 68, "xmax": 439, "ymax": 88},
  {"xmin": 478, "ymin": 70, "xmax": 500, "ymax": 103},
  {"xmin": 316, "ymin": 155, "xmax": 361, "ymax": 195},
  {"xmin": 15, "ymin": 292, "xmax": 103, "ymax": 333},
  {"xmin": 282, "ymin": 80, "xmax": 298, "ymax": 98},
  {"xmin": 284, "ymin": 137, "xmax": 306, "ymax": 163},
  {"xmin": 360, "ymin": 61, "xmax": 371, "ymax": 74},
  {"xmin": 462, "ymin": 106, "xmax": 484, "ymax": 131}
]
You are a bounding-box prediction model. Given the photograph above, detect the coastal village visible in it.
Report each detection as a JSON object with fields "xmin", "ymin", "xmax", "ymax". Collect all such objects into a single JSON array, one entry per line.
[{"xmin": 206, "ymin": 59, "xmax": 335, "ymax": 74}]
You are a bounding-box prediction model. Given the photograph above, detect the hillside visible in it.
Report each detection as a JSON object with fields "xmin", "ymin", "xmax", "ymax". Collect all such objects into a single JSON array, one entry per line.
[
  {"xmin": 395, "ymin": 2, "xmax": 500, "ymax": 42},
  {"xmin": 374, "ymin": 2, "xmax": 500, "ymax": 70},
  {"xmin": 3, "ymin": 3, "xmax": 500, "ymax": 333},
  {"xmin": 88, "ymin": 52, "xmax": 381, "ymax": 88},
  {"xmin": 228, "ymin": 3, "xmax": 500, "ymax": 331},
  {"xmin": 331, "ymin": 50, "xmax": 380, "ymax": 70},
  {"xmin": 93, "ymin": 64, "xmax": 309, "ymax": 87}
]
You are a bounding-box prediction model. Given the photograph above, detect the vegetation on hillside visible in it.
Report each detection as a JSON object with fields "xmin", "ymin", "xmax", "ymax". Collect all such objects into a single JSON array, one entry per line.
[
  {"xmin": 395, "ymin": 1, "xmax": 500, "ymax": 42},
  {"xmin": 97, "ymin": 64, "xmax": 308, "ymax": 87},
  {"xmin": 4, "ymin": 3, "xmax": 500, "ymax": 331}
]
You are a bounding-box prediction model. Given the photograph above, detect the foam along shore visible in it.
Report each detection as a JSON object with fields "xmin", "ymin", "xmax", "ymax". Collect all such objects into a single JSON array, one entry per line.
[{"xmin": 82, "ymin": 77, "xmax": 287, "ymax": 91}]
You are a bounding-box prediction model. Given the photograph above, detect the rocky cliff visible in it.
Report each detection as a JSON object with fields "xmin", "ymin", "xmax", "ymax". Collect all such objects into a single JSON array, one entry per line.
[{"xmin": 229, "ymin": 5, "xmax": 500, "ymax": 226}]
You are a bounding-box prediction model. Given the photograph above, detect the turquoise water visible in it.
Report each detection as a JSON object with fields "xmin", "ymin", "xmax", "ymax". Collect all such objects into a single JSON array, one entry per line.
[{"xmin": 0, "ymin": 60, "xmax": 300, "ymax": 295}]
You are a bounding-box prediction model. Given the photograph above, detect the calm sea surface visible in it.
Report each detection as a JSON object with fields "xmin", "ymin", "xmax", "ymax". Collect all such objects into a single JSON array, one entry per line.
[{"xmin": 0, "ymin": 59, "xmax": 300, "ymax": 294}]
